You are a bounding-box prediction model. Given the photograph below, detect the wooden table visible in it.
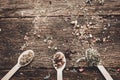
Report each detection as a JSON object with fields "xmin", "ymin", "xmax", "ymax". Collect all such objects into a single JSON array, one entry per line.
[{"xmin": 0, "ymin": 0, "xmax": 120, "ymax": 80}]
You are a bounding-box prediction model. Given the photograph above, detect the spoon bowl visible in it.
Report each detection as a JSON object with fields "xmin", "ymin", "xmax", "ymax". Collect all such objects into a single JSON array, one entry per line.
[
  {"xmin": 18, "ymin": 50, "xmax": 34, "ymax": 66},
  {"xmin": 53, "ymin": 52, "xmax": 66, "ymax": 80}
]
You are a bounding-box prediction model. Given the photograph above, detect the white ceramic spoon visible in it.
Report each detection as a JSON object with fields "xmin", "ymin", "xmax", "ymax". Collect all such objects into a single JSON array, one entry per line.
[
  {"xmin": 97, "ymin": 63, "xmax": 113, "ymax": 80},
  {"xmin": 53, "ymin": 52, "xmax": 66, "ymax": 80},
  {"xmin": 1, "ymin": 50, "xmax": 34, "ymax": 80}
]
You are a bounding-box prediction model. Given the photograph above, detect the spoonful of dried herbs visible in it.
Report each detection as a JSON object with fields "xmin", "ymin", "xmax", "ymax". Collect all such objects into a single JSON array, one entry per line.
[
  {"xmin": 85, "ymin": 48, "xmax": 113, "ymax": 80},
  {"xmin": 53, "ymin": 52, "xmax": 66, "ymax": 80},
  {"xmin": 1, "ymin": 50, "xmax": 34, "ymax": 80}
]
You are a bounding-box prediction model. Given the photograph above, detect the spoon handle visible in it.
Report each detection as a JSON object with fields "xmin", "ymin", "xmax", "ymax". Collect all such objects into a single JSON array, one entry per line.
[
  {"xmin": 1, "ymin": 64, "xmax": 20, "ymax": 80},
  {"xmin": 57, "ymin": 70, "xmax": 63, "ymax": 80},
  {"xmin": 97, "ymin": 65, "xmax": 113, "ymax": 80}
]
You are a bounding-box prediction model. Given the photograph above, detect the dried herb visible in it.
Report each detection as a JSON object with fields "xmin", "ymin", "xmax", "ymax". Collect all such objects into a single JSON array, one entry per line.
[
  {"xmin": 53, "ymin": 52, "xmax": 65, "ymax": 68},
  {"xmin": 19, "ymin": 52, "xmax": 34, "ymax": 66}
]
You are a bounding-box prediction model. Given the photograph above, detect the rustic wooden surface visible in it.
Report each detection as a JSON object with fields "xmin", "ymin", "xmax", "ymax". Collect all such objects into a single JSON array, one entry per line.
[{"xmin": 0, "ymin": 0, "xmax": 120, "ymax": 80}]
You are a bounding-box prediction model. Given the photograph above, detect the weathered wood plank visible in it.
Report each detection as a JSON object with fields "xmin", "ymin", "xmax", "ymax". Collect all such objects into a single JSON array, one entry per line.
[
  {"xmin": 0, "ymin": 18, "xmax": 33, "ymax": 69},
  {"xmin": 0, "ymin": 16, "xmax": 119, "ymax": 69},
  {"xmin": 0, "ymin": 0, "xmax": 120, "ymax": 80},
  {"xmin": 0, "ymin": 68, "xmax": 120, "ymax": 80},
  {"xmin": 0, "ymin": 0, "xmax": 120, "ymax": 18}
]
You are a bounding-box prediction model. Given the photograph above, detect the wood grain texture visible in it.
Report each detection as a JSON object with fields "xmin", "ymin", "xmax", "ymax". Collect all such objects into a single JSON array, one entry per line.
[
  {"xmin": 0, "ymin": 0, "xmax": 120, "ymax": 80},
  {"xmin": 0, "ymin": 16, "xmax": 120, "ymax": 68},
  {"xmin": 0, "ymin": 68, "xmax": 120, "ymax": 80},
  {"xmin": 0, "ymin": 0, "xmax": 120, "ymax": 18}
]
